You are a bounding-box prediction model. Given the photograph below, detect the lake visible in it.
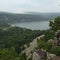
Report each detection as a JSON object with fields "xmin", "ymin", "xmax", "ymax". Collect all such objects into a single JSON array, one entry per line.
[{"xmin": 12, "ymin": 21, "xmax": 49, "ymax": 30}]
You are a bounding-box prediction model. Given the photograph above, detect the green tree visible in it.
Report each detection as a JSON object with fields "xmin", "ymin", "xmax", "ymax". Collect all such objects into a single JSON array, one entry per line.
[
  {"xmin": 49, "ymin": 16, "xmax": 60, "ymax": 31},
  {"xmin": 20, "ymin": 53, "xmax": 26, "ymax": 60},
  {"xmin": 51, "ymin": 47, "xmax": 60, "ymax": 56},
  {"xmin": 0, "ymin": 48, "xmax": 19, "ymax": 60}
]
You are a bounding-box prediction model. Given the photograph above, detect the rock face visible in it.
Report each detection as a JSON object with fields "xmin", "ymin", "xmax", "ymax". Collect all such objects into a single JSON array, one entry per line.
[
  {"xmin": 48, "ymin": 30, "xmax": 60, "ymax": 47},
  {"xmin": 55, "ymin": 30, "xmax": 60, "ymax": 46},
  {"xmin": 32, "ymin": 49, "xmax": 47, "ymax": 60},
  {"xmin": 47, "ymin": 53, "xmax": 56, "ymax": 60},
  {"xmin": 51, "ymin": 56, "xmax": 60, "ymax": 60}
]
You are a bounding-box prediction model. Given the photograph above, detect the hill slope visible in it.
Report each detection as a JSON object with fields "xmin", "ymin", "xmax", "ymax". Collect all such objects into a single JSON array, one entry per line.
[{"xmin": 0, "ymin": 12, "xmax": 60, "ymax": 24}]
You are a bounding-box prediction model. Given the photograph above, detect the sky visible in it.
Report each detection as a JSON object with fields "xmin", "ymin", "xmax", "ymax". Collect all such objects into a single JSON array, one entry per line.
[{"xmin": 0, "ymin": 0, "xmax": 60, "ymax": 13}]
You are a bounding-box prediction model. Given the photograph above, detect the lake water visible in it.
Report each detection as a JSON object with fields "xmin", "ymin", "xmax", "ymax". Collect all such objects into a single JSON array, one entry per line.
[{"xmin": 12, "ymin": 21, "xmax": 49, "ymax": 30}]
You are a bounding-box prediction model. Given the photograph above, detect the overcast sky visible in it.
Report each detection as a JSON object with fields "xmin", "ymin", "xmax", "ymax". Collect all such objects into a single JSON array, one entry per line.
[{"xmin": 0, "ymin": 0, "xmax": 60, "ymax": 13}]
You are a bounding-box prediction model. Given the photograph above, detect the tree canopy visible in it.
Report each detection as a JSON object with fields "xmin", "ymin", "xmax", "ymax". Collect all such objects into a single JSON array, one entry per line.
[{"xmin": 49, "ymin": 16, "xmax": 60, "ymax": 31}]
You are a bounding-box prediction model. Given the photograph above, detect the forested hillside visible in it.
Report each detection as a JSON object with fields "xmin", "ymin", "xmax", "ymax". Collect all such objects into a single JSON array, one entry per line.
[
  {"xmin": 0, "ymin": 25, "xmax": 45, "ymax": 60},
  {"xmin": 0, "ymin": 12, "xmax": 60, "ymax": 24}
]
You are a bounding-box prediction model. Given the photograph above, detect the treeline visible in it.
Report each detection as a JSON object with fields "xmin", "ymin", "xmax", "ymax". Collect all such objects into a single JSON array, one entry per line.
[
  {"xmin": 0, "ymin": 12, "xmax": 47, "ymax": 23},
  {"xmin": 0, "ymin": 12, "xmax": 60, "ymax": 24},
  {"xmin": 0, "ymin": 26, "xmax": 45, "ymax": 48}
]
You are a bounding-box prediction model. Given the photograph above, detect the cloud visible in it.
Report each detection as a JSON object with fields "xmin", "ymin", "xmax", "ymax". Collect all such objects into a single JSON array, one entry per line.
[{"xmin": 0, "ymin": 0, "xmax": 60, "ymax": 13}]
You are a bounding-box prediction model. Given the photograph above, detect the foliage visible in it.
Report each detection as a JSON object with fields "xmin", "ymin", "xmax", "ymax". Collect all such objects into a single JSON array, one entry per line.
[
  {"xmin": 0, "ymin": 48, "xmax": 19, "ymax": 60},
  {"xmin": 44, "ymin": 30, "xmax": 55, "ymax": 41},
  {"xmin": 0, "ymin": 25, "xmax": 45, "ymax": 60},
  {"xmin": 37, "ymin": 39, "xmax": 53, "ymax": 52},
  {"xmin": 20, "ymin": 53, "xmax": 26, "ymax": 60},
  {"xmin": 0, "ymin": 26, "xmax": 45, "ymax": 48},
  {"xmin": 49, "ymin": 16, "xmax": 60, "ymax": 31},
  {"xmin": 51, "ymin": 46, "xmax": 60, "ymax": 56}
]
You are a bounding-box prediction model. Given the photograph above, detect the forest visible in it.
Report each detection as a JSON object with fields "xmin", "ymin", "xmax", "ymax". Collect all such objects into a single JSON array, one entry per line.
[
  {"xmin": 0, "ymin": 24, "xmax": 45, "ymax": 60},
  {"xmin": 0, "ymin": 12, "xmax": 60, "ymax": 24}
]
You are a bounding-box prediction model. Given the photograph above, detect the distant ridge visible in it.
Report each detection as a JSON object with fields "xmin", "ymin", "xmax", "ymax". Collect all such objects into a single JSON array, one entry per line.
[{"xmin": 0, "ymin": 12, "xmax": 60, "ymax": 24}]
